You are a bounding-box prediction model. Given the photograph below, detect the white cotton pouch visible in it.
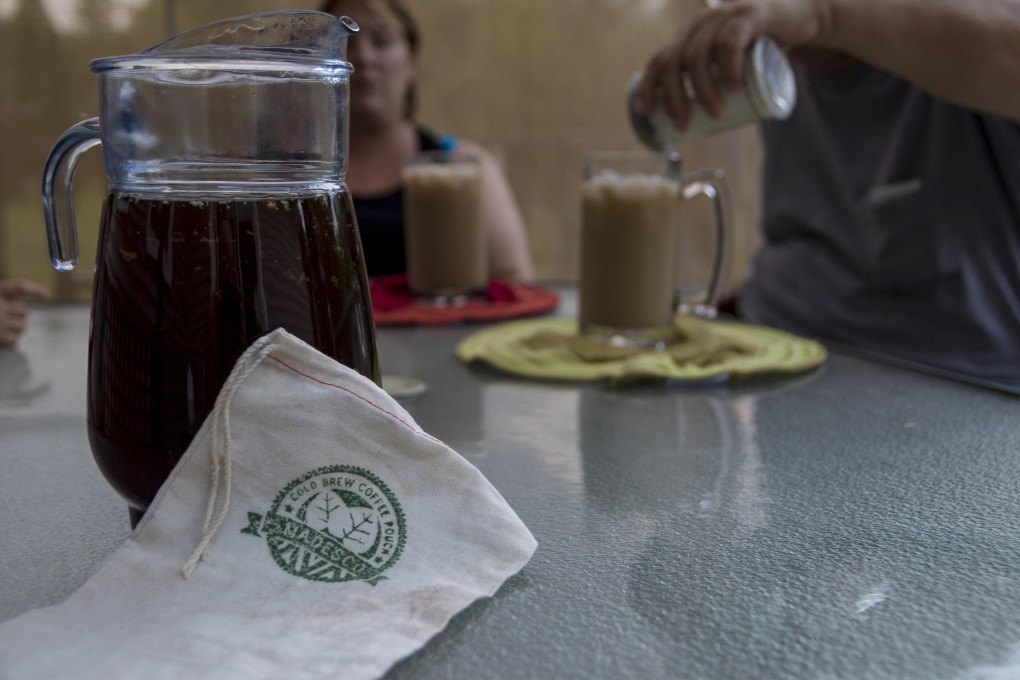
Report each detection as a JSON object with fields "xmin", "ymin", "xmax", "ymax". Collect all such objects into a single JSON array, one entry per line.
[{"xmin": 0, "ymin": 329, "xmax": 537, "ymax": 680}]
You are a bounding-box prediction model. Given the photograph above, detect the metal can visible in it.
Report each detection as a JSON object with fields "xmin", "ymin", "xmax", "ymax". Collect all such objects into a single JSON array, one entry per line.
[{"xmin": 628, "ymin": 36, "xmax": 796, "ymax": 151}]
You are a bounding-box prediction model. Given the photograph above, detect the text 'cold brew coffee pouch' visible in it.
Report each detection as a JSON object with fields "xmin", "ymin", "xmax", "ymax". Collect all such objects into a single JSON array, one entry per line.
[{"xmin": 0, "ymin": 329, "xmax": 537, "ymax": 680}]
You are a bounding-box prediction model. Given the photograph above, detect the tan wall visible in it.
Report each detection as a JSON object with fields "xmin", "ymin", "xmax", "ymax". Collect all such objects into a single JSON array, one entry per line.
[{"xmin": 0, "ymin": 0, "xmax": 761, "ymax": 298}]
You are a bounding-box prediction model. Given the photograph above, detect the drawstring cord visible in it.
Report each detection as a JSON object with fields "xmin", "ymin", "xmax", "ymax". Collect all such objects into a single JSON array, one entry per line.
[{"xmin": 182, "ymin": 335, "xmax": 277, "ymax": 579}]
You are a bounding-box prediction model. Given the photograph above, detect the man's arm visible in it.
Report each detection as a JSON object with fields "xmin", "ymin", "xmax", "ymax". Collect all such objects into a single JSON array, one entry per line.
[{"xmin": 633, "ymin": 0, "xmax": 1020, "ymax": 125}]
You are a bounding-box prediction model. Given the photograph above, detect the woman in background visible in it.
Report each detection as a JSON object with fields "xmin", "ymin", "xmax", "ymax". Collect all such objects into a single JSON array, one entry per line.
[{"xmin": 321, "ymin": 0, "xmax": 534, "ymax": 282}]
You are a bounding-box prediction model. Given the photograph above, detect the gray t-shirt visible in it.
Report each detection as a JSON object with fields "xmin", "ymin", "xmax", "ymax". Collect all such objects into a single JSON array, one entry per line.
[{"xmin": 739, "ymin": 62, "xmax": 1020, "ymax": 387}]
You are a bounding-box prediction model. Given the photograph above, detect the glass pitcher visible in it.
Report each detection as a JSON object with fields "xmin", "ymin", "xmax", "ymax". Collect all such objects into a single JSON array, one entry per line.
[{"xmin": 41, "ymin": 11, "xmax": 378, "ymax": 524}]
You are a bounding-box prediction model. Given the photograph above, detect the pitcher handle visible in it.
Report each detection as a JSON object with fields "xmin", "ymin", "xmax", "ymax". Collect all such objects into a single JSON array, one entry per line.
[
  {"xmin": 41, "ymin": 117, "xmax": 102, "ymax": 271},
  {"xmin": 677, "ymin": 167, "xmax": 730, "ymax": 319}
]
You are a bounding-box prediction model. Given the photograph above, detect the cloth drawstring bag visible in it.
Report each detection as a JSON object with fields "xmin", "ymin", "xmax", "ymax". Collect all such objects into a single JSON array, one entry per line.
[{"xmin": 0, "ymin": 328, "xmax": 537, "ymax": 679}]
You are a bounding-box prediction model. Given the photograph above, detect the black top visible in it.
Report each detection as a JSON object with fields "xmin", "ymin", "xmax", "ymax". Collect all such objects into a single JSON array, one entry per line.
[{"xmin": 352, "ymin": 127, "xmax": 447, "ymax": 276}]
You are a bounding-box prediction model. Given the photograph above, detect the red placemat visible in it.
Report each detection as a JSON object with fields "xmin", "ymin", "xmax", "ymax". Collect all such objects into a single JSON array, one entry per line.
[{"xmin": 371, "ymin": 274, "xmax": 559, "ymax": 326}]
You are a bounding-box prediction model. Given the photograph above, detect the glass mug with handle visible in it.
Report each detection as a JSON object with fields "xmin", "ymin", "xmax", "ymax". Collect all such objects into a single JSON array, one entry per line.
[
  {"xmin": 578, "ymin": 151, "xmax": 729, "ymax": 348},
  {"xmin": 402, "ymin": 149, "xmax": 486, "ymax": 305},
  {"xmin": 41, "ymin": 11, "xmax": 379, "ymax": 525}
]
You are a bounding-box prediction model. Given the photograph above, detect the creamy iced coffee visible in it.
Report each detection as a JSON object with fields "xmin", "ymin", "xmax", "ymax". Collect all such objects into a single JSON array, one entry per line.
[
  {"xmin": 579, "ymin": 171, "xmax": 679, "ymax": 342},
  {"xmin": 403, "ymin": 153, "xmax": 485, "ymax": 297}
]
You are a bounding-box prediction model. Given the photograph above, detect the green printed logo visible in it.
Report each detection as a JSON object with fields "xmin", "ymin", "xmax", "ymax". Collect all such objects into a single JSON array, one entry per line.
[{"xmin": 243, "ymin": 465, "xmax": 406, "ymax": 585}]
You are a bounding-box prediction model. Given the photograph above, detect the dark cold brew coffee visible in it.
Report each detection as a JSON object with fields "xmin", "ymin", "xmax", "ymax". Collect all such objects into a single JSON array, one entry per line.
[{"xmin": 88, "ymin": 190, "xmax": 378, "ymax": 514}]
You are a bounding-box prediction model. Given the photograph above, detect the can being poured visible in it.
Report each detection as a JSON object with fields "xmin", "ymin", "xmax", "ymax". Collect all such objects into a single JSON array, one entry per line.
[{"xmin": 629, "ymin": 36, "xmax": 797, "ymax": 151}]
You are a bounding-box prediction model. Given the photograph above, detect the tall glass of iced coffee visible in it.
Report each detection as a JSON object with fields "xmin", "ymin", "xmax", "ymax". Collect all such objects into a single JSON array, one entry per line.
[
  {"xmin": 403, "ymin": 150, "xmax": 485, "ymax": 304},
  {"xmin": 578, "ymin": 151, "xmax": 729, "ymax": 348}
]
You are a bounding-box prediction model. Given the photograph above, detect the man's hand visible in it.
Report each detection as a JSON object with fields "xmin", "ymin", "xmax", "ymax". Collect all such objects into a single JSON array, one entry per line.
[
  {"xmin": 634, "ymin": 0, "xmax": 1020, "ymax": 125},
  {"xmin": 632, "ymin": 0, "xmax": 826, "ymax": 130}
]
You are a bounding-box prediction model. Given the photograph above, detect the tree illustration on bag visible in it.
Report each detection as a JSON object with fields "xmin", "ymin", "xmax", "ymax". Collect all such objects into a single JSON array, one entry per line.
[{"xmin": 305, "ymin": 489, "xmax": 379, "ymax": 554}]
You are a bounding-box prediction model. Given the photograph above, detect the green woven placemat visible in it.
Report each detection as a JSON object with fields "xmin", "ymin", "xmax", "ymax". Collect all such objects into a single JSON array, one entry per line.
[{"xmin": 456, "ymin": 315, "xmax": 826, "ymax": 383}]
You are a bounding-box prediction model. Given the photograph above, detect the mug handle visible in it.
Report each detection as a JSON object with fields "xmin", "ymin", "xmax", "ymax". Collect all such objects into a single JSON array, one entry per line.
[
  {"xmin": 41, "ymin": 117, "xmax": 102, "ymax": 272},
  {"xmin": 676, "ymin": 167, "xmax": 730, "ymax": 319}
]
